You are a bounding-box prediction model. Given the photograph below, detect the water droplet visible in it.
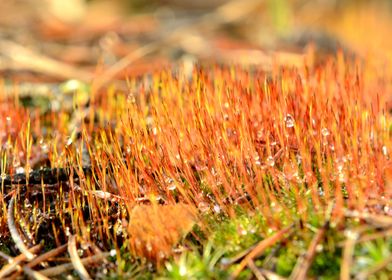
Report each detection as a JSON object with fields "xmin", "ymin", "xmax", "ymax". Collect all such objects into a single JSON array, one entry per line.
[
  {"xmin": 266, "ymin": 156, "xmax": 275, "ymax": 167},
  {"xmin": 146, "ymin": 243, "xmax": 152, "ymax": 252},
  {"xmin": 0, "ymin": 173, "xmax": 6, "ymax": 180},
  {"xmin": 168, "ymin": 184, "xmax": 177, "ymax": 191},
  {"xmin": 321, "ymin": 128, "xmax": 330, "ymax": 137},
  {"xmin": 213, "ymin": 204, "xmax": 221, "ymax": 214},
  {"xmin": 39, "ymin": 138, "xmax": 48, "ymax": 153},
  {"xmin": 345, "ymin": 230, "xmax": 359, "ymax": 240},
  {"xmin": 179, "ymin": 264, "xmax": 187, "ymax": 276},
  {"xmin": 158, "ymin": 251, "xmax": 166, "ymax": 259},
  {"xmin": 15, "ymin": 166, "xmax": 25, "ymax": 174},
  {"xmin": 239, "ymin": 228, "xmax": 247, "ymax": 235},
  {"xmin": 126, "ymin": 146, "xmax": 131, "ymax": 154},
  {"xmin": 284, "ymin": 114, "xmax": 295, "ymax": 128},
  {"xmin": 338, "ymin": 172, "xmax": 346, "ymax": 183},
  {"xmin": 382, "ymin": 146, "xmax": 388, "ymax": 156},
  {"xmin": 127, "ymin": 94, "xmax": 136, "ymax": 104},
  {"xmin": 6, "ymin": 116, "xmax": 11, "ymax": 122},
  {"xmin": 296, "ymin": 154, "xmax": 302, "ymax": 164},
  {"xmin": 198, "ymin": 201, "xmax": 210, "ymax": 213},
  {"xmin": 316, "ymin": 244, "xmax": 323, "ymax": 252}
]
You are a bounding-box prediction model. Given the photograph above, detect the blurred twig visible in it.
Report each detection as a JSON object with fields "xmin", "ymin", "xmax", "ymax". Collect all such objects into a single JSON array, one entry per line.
[
  {"xmin": 92, "ymin": 0, "xmax": 264, "ymax": 92},
  {"xmin": 0, "ymin": 40, "xmax": 93, "ymax": 81}
]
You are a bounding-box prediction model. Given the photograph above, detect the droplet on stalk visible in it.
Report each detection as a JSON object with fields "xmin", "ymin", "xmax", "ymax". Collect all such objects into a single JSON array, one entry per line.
[
  {"xmin": 321, "ymin": 128, "xmax": 330, "ymax": 137},
  {"xmin": 266, "ymin": 156, "xmax": 275, "ymax": 167},
  {"xmin": 284, "ymin": 114, "xmax": 295, "ymax": 128}
]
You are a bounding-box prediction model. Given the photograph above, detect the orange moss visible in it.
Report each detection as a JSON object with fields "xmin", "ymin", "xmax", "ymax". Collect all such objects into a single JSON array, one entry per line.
[{"xmin": 0, "ymin": 53, "xmax": 391, "ymax": 261}]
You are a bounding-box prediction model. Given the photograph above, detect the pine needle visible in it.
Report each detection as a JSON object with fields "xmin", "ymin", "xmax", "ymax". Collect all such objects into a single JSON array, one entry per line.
[
  {"xmin": 7, "ymin": 195, "xmax": 35, "ymax": 260},
  {"xmin": 68, "ymin": 235, "xmax": 92, "ymax": 280}
]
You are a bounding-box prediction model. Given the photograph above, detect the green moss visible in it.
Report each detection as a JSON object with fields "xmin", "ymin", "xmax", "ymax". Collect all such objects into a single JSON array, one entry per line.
[
  {"xmin": 212, "ymin": 212, "xmax": 266, "ymax": 256},
  {"xmin": 276, "ymin": 247, "xmax": 297, "ymax": 276},
  {"xmin": 162, "ymin": 243, "xmax": 228, "ymax": 280}
]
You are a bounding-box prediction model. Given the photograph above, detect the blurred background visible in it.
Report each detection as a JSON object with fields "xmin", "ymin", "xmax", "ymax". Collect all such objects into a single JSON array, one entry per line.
[{"xmin": 0, "ymin": 0, "xmax": 392, "ymax": 84}]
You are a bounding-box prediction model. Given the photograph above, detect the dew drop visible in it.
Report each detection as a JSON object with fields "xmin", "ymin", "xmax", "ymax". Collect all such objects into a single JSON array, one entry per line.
[
  {"xmin": 110, "ymin": 249, "xmax": 117, "ymax": 257},
  {"xmin": 198, "ymin": 201, "xmax": 210, "ymax": 213},
  {"xmin": 168, "ymin": 184, "xmax": 177, "ymax": 191},
  {"xmin": 213, "ymin": 204, "xmax": 221, "ymax": 214},
  {"xmin": 382, "ymin": 146, "xmax": 388, "ymax": 156},
  {"xmin": 39, "ymin": 139, "xmax": 48, "ymax": 153},
  {"xmin": 284, "ymin": 114, "xmax": 295, "ymax": 128},
  {"xmin": 126, "ymin": 146, "xmax": 131, "ymax": 154},
  {"xmin": 0, "ymin": 173, "xmax": 6, "ymax": 180},
  {"xmin": 127, "ymin": 94, "xmax": 136, "ymax": 104},
  {"xmin": 158, "ymin": 251, "xmax": 166, "ymax": 259},
  {"xmin": 296, "ymin": 154, "xmax": 302, "ymax": 164},
  {"xmin": 338, "ymin": 172, "xmax": 346, "ymax": 183},
  {"xmin": 266, "ymin": 156, "xmax": 275, "ymax": 167},
  {"xmin": 316, "ymin": 244, "xmax": 323, "ymax": 252},
  {"xmin": 321, "ymin": 128, "xmax": 330, "ymax": 137},
  {"xmin": 239, "ymin": 228, "xmax": 248, "ymax": 236},
  {"xmin": 179, "ymin": 264, "xmax": 187, "ymax": 276}
]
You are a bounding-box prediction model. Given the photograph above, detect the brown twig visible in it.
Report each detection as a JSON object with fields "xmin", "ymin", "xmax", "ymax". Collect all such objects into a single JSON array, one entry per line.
[
  {"xmin": 68, "ymin": 235, "xmax": 92, "ymax": 280},
  {"xmin": 230, "ymin": 224, "xmax": 294, "ymax": 279},
  {"xmin": 259, "ymin": 269, "xmax": 287, "ymax": 280},
  {"xmin": 6, "ymin": 244, "xmax": 67, "ymax": 280},
  {"xmin": 0, "ymin": 244, "xmax": 41, "ymax": 278},
  {"xmin": 340, "ymin": 230, "xmax": 359, "ymax": 280},
  {"xmin": 38, "ymin": 252, "xmax": 110, "ymax": 277},
  {"xmin": 0, "ymin": 40, "xmax": 93, "ymax": 81},
  {"xmin": 247, "ymin": 259, "xmax": 266, "ymax": 280},
  {"xmin": 345, "ymin": 210, "xmax": 392, "ymax": 228},
  {"xmin": 289, "ymin": 222, "xmax": 329, "ymax": 280},
  {"xmin": 355, "ymin": 254, "xmax": 392, "ymax": 280},
  {"xmin": 92, "ymin": 0, "xmax": 263, "ymax": 92},
  {"xmin": 7, "ymin": 195, "xmax": 35, "ymax": 261},
  {"xmin": 22, "ymin": 266, "xmax": 51, "ymax": 280}
]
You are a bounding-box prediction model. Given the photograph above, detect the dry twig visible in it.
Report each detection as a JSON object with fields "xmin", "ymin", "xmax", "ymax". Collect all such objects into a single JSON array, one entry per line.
[
  {"xmin": 68, "ymin": 235, "xmax": 92, "ymax": 280},
  {"xmin": 38, "ymin": 251, "xmax": 110, "ymax": 277},
  {"xmin": 0, "ymin": 245, "xmax": 41, "ymax": 278},
  {"xmin": 7, "ymin": 195, "xmax": 35, "ymax": 261},
  {"xmin": 289, "ymin": 222, "xmax": 328, "ymax": 280},
  {"xmin": 340, "ymin": 230, "xmax": 359, "ymax": 280},
  {"xmin": 230, "ymin": 225, "xmax": 294, "ymax": 279}
]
